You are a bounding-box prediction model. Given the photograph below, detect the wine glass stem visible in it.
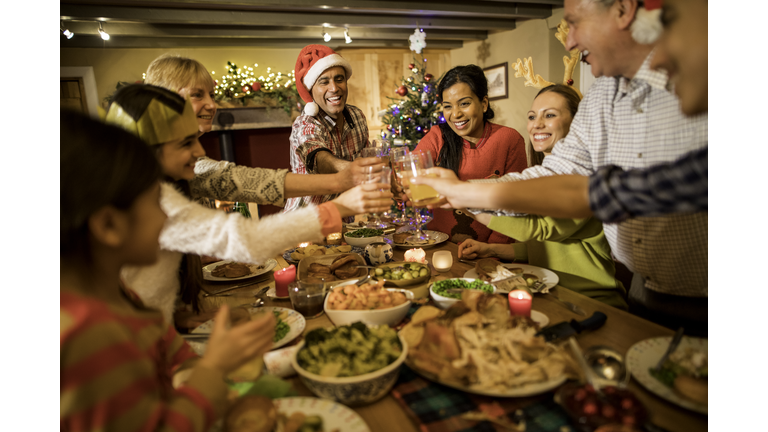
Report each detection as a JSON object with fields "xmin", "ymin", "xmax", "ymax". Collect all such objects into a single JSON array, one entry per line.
[{"xmin": 413, "ymin": 204, "xmax": 422, "ymax": 236}]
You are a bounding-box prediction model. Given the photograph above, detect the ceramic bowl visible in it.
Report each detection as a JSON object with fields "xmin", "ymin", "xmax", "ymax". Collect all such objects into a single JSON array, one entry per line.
[
  {"xmin": 428, "ymin": 278, "xmax": 495, "ymax": 310},
  {"xmin": 371, "ymin": 261, "xmax": 431, "ymax": 288},
  {"xmin": 324, "ymin": 284, "xmax": 414, "ymax": 327},
  {"xmin": 291, "ymin": 332, "xmax": 408, "ymax": 406}
]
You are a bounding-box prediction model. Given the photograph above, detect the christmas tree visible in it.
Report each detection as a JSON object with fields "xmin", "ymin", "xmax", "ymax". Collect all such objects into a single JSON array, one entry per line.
[{"xmin": 380, "ymin": 55, "xmax": 445, "ymax": 151}]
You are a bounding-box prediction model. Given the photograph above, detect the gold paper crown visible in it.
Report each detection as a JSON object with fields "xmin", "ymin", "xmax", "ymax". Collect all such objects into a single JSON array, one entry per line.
[{"xmin": 512, "ymin": 20, "xmax": 582, "ymax": 98}]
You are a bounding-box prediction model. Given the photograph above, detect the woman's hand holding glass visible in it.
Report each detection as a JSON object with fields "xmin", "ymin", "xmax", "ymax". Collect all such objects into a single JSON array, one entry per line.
[
  {"xmin": 331, "ymin": 182, "xmax": 393, "ymax": 218},
  {"xmin": 408, "ymin": 166, "xmax": 468, "ymax": 209}
]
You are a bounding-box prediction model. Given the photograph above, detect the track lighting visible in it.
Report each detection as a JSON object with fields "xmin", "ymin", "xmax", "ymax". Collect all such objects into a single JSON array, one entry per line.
[
  {"xmin": 98, "ymin": 22, "xmax": 110, "ymax": 40},
  {"xmin": 322, "ymin": 27, "xmax": 331, "ymax": 42},
  {"xmin": 344, "ymin": 28, "xmax": 352, "ymax": 44},
  {"xmin": 61, "ymin": 21, "xmax": 74, "ymax": 39}
]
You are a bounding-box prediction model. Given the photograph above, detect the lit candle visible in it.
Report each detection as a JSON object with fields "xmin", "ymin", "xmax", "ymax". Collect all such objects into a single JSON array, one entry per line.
[
  {"xmin": 298, "ymin": 242, "xmax": 311, "ymax": 248},
  {"xmin": 326, "ymin": 232, "xmax": 342, "ymax": 245},
  {"xmin": 404, "ymin": 248, "xmax": 427, "ymax": 264},
  {"xmin": 508, "ymin": 290, "xmax": 532, "ymax": 317},
  {"xmin": 432, "ymin": 251, "xmax": 453, "ymax": 272},
  {"xmin": 273, "ymin": 265, "xmax": 296, "ymax": 297}
]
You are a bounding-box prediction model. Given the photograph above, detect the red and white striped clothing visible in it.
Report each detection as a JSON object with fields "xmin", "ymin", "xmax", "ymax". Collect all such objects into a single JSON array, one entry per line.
[
  {"xmin": 61, "ymin": 287, "xmax": 227, "ymax": 432},
  {"xmin": 285, "ymin": 105, "xmax": 370, "ymax": 212}
]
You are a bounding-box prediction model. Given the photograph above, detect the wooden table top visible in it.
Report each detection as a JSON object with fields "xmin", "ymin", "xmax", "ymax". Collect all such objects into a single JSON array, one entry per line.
[{"xmin": 200, "ymin": 241, "xmax": 707, "ymax": 432}]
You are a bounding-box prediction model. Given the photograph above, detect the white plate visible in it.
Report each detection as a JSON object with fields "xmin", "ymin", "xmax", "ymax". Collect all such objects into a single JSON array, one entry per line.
[
  {"xmin": 531, "ymin": 310, "xmax": 549, "ymax": 328},
  {"xmin": 274, "ymin": 397, "xmax": 370, "ymax": 432},
  {"xmin": 626, "ymin": 336, "xmax": 708, "ymax": 414},
  {"xmin": 282, "ymin": 245, "xmax": 365, "ymax": 264},
  {"xmin": 203, "ymin": 259, "xmax": 277, "ymax": 282},
  {"xmin": 464, "ymin": 263, "xmax": 559, "ymax": 294},
  {"xmin": 188, "ymin": 307, "xmax": 305, "ymax": 354},
  {"xmin": 406, "ymin": 358, "xmax": 567, "ymax": 397},
  {"xmin": 385, "ymin": 230, "xmax": 449, "ymax": 249},
  {"xmin": 266, "ymin": 287, "xmax": 290, "ymax": 300}
]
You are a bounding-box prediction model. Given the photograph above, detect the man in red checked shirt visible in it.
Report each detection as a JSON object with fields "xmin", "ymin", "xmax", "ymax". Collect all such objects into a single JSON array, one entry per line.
[{"xmin": 285, "ymin": 45, "xmax": 379, "ymax": 214}]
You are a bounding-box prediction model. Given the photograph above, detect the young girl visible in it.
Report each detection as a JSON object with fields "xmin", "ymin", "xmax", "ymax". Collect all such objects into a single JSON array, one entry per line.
[
  {"xmin": 413, "ymin": 65, "xmax": 527, "ymax": 244},
  {"xmin": 105, "ymin": 84, "xmax": 392, "ymax": 327},
  {"xmin": 60, "ymin": 110, "xmax": 275, "ymax": 431}
]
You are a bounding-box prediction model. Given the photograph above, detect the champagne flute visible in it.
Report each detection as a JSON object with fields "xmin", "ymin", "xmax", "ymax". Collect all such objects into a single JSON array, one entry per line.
[
  {"xmin": 361, "ymin": 145, "xmax": 390, "ymax": 228},
  {"xmin": 400, "ymin": 151, "xmax": 440, "ymax": 242},
  {"xmin": 364, "ymin": 165, "xmax": 393, "ymax": 229},
  {"xmin": 389, "ymin": 147, "xmax": 410, "ymax": 225}
]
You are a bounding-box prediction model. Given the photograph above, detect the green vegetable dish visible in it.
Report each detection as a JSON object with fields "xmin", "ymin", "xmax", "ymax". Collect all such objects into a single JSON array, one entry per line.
[
  {"xmin": 272, "ymin": 310, "xmax": 290, "ymax": 343},
  {"xmin": 432, "ymin": 279, "xmax": 493, "ymax": 299},
  {"xmin": 297, "ymin": 323, "xmax": 402, "ymax": 377},
  {"xmin": 374, "ymin": 263, "xmax": 429, "ymax": 280},
  {"xmin": 345, "ymin": 228, "xmax": 384, "ymax": 238}
]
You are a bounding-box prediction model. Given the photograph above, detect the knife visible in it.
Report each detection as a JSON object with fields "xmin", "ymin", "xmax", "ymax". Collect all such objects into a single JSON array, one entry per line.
[
  {"xmin": 535, "ymin": 311, "xmax": 607, "ymax": 342},
  {"xmin": 203, "ymin": 282, "xmax": 265, "ymax": 297}
]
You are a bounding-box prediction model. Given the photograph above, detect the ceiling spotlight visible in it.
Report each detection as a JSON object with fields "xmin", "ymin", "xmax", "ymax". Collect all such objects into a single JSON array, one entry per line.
[
  {"xmin": 323, "ymin": 29, "xmax": 331, "ymax": 42},
  {"xmin": 98, "ymin": 22, "xmax": 110, "ymax": 40},
  {"xmin": 60, "ymin": 21, "xmax": 74, "ymax": 39},
  {"xmin": 344, "ymin": 28, "xmax": 352, "ymax": 44}
]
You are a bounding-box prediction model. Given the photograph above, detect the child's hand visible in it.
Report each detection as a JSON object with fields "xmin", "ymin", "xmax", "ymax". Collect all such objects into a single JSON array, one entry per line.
[{"xmin": 198, "ymin": 305, "xmax": 276, "ymax": 375}]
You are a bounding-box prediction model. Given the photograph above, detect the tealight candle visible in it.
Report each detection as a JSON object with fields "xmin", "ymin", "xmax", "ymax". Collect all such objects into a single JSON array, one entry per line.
[
  {"xmin": 326, "ymin": 232, "xmax": 342, "ymax": 245},
  {"xmin": 508, "ymin": 290, "xmax": 532, "ymax": 317},
  {"xmin": 432, "ymin": 251, "xmax": 453, "ymax": 272},
  {"xmin": 273, "ymin": 265, "xmax": 296, "ymax": 297},
  {"xmin": 404, "ymin": 248, "xmax": 427, "ymax": 264}
]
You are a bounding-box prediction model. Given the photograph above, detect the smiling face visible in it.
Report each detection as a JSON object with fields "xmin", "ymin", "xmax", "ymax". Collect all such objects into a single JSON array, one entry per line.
[
  {"xmin": 441, "ymin": 82, "xmax": 489, "ymax": 143},
  {"xmin": 527, "ymin": 91, "xmax": 575, "ymax": 155},
  {"xmin": 311, "ymin": 66, "xmax": 348, "ymax": 118},
  {"xmin": 564, "ymin": 0, "xmax": 626, "ymax": 78},
  {"xmin": 157, "ymin": 133, "xmax": 205, "ymax": 181},
  {"xmin": 651, "ymin": 0, "xmax": 708, "ymax": 115},
  {"xmin": 178, "ymin": 82, "xmax": 217, "ymax": 135}
]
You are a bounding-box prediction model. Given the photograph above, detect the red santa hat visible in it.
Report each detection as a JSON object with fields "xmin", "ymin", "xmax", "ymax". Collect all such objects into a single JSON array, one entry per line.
[
  {"xmin": 632, "ymin": 0, "xmax": 664, "ymax": 44},
  {"xmin": 294, "ymin": 45, "xmax": 353, "ymax": 116}
]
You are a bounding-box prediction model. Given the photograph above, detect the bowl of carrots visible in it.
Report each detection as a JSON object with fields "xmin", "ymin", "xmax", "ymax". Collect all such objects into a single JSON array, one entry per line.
[{"xmin": 324, "ymin": 280, "xmax": 414, "ymax": 327}]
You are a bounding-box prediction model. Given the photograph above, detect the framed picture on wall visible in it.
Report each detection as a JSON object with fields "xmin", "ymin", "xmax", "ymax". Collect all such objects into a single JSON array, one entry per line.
[{"xmin": 483, "ymin": 62, "xmax": 508, "ymax": 101}]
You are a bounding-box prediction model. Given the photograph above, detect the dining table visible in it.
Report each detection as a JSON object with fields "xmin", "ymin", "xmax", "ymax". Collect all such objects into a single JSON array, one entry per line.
[{"xmin": 199, "ymin": 240, "xmax": 708, "ymax": 432}]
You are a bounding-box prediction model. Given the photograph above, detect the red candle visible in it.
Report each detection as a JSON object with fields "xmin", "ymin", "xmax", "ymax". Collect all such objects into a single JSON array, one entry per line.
[
  {"xmin": 508, "ymin": 290, "xmax": 532, "ymax": 317},
  {"xmin": 273, "ymin": 265, "xmax": 296, "ymax": 297}
]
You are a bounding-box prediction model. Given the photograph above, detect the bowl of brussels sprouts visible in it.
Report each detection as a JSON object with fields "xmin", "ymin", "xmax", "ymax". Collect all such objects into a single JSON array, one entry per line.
[{"xmin": 371, "ymin": 261, "xmax": 431, "ymax": 287}]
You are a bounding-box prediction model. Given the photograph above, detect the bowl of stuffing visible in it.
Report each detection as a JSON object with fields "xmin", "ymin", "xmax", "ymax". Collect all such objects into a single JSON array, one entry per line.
[{"xmin": 291, "ymin": 323, "xmax": 408, "ymax": 406}]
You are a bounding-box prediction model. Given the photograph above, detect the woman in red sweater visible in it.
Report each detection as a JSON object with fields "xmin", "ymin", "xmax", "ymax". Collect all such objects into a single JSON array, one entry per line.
[{"xmin": 414, "ymin": 65, "xmax": 527, "ymax": 244}]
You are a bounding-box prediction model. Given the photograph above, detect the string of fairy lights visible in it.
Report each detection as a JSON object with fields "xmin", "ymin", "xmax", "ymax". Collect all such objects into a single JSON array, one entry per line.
[{"xmin": 211, "ymin": 61, "xmax": 297, "ymax": 99}]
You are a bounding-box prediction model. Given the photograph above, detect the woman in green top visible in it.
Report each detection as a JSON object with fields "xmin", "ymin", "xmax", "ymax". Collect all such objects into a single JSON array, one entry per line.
[{"xmin": 459, "ymin": 84, "xmax": 626, "ymax": 309}]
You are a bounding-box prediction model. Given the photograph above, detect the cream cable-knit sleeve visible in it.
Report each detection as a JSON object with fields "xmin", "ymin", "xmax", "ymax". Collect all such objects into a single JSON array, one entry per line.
[
  {"xmin": 159, "ymin": 182, "xmax": 324, "ymax": 264},
  {"xmin": 190, "ymin": 157, "xmax": 289, "ymax": 207}
]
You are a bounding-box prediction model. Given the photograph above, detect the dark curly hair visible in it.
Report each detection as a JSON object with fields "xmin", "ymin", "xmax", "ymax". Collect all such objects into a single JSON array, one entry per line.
[{"xmin": 435, "ymin": 65, "xmax": 494, "ymax": 176}]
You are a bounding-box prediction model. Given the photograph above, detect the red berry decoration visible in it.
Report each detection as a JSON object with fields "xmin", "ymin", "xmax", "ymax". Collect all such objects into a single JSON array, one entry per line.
[
  {"xmin": 567, "ymin": 79, "xmax": 574, "ymax": 85},
  {"xmin": 408, "ymin": 63, "xmax": 415, "ymax": 70},
  {"xmin": 241, "ymin": 85, "xmax": 251, "ymax": 93},
  {"xmin": 396, "ymin": 85, "xmax": 408, "ymax": 97},
  {"xmin": 583, "ymin": 402, "xmax": 598, "ymax": 416},
  {"xmin": 251, "ymin": 82, "xmax": 262, "ymax": 92},
  {"xmin": 425, "ymin": 74, "xmax": 433, "ymax": 82}
]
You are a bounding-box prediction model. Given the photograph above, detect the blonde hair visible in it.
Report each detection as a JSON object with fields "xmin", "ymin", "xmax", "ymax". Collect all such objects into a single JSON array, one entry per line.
[{"xmin": 144, "ymin": 54, "xmax": 215, "ymax": 93}]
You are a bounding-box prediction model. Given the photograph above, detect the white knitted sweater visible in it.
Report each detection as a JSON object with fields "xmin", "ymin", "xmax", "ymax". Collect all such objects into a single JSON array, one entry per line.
[{"xmin": 121, "ymin": 182, "xmax": 325, "ymax": 323}]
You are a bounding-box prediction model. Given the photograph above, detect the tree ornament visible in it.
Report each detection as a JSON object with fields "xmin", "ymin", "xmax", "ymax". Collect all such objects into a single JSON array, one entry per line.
[
  {"xmin": 425, "ymin": 74, "xmax": 433, "ymax": 82},
  {"xmin": 409, "ymin": 28, "xmax": 427, "ymax": 54},
  {"xmin": 396, "ymin": 85, "xmax": 408, "ymax": 96},
  {"xmin": 407, "ymin": 77, "xmax": 413, "ymax": 83},
  {"xmin": 387, "ymin": 124, "xmax": 393, "ymax": 131},
  {"xmin": 252, "ymin": 82, "xmax": 262, "ymax": 92},
  {"xmin": 413, "ymin": 68, "xmax": 419, "ymax": 74},
  {"xmin": 567, "ymin": 79, "xmax": 574, "ymax": 86},
  {"xmin": 421, "ymin": 91, "xmax": 428, "ymax": 107},
  {"xmin": 408, "ymin": 63, "xmax": 415, "ymax": 70},
  {"xmin": 242, "ymin": 85, "xmax": 251, "ymax": 93}
]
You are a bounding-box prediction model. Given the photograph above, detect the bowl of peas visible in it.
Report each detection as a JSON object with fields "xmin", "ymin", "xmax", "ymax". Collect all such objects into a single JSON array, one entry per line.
[{"xmin": 371, "ymin": 262, "xmax": 431, "ymax": 287}]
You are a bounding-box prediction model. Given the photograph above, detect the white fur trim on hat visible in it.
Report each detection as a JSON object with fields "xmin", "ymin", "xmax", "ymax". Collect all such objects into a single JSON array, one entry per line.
[
  {"xmin": 631, "ymin": 8, "xmax": 662, "ymax": 44},
  {"xmin": 303, "ymin": 101, "xmax": 319, "ymax": 116},
  {"xmin": 302, "ymin": 54, "xmax": 353, "ymax": 92}
]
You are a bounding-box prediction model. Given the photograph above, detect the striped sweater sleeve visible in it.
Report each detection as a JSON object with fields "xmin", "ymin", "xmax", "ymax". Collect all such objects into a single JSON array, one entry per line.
[{"xmin": 60, "ymin": 293, "xmax": 228, "ymax": 432}]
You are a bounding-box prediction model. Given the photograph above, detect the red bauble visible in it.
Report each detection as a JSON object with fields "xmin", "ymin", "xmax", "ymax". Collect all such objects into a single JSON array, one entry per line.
[
  {"xmin": 396, "ymin": 85, "xmax": 408, "ymax": 96},
  {"xmin": 425, "ymin": 74, "xmax": 433, "ymax": 82},
  {"xmin": 408, "ymin": 63, "xmax": 415, "ymax": 70},
  {"xmin": 251, "ymin": 82, "xmax": 262, "ymax": 92},
  {"xmin": 242, "ymin": 85, "xmax": 251, "ymax": 93},
  {"xmin": 567, "ymin": 79, "xmax": 574, "ymax": 85},
  {"xmin": 387, "ymin": 124, "xmax": 393, "ymax": 131}
]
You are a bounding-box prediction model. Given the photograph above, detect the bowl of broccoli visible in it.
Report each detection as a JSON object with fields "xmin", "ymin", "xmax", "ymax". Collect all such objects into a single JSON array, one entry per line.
[
  {"xmin": 291, "ymin": 323, "xmax": 408, "ymax": 406},
  {"xmin": 429, "ymin": 278, "xmax": 495, "ymax": 310}
]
